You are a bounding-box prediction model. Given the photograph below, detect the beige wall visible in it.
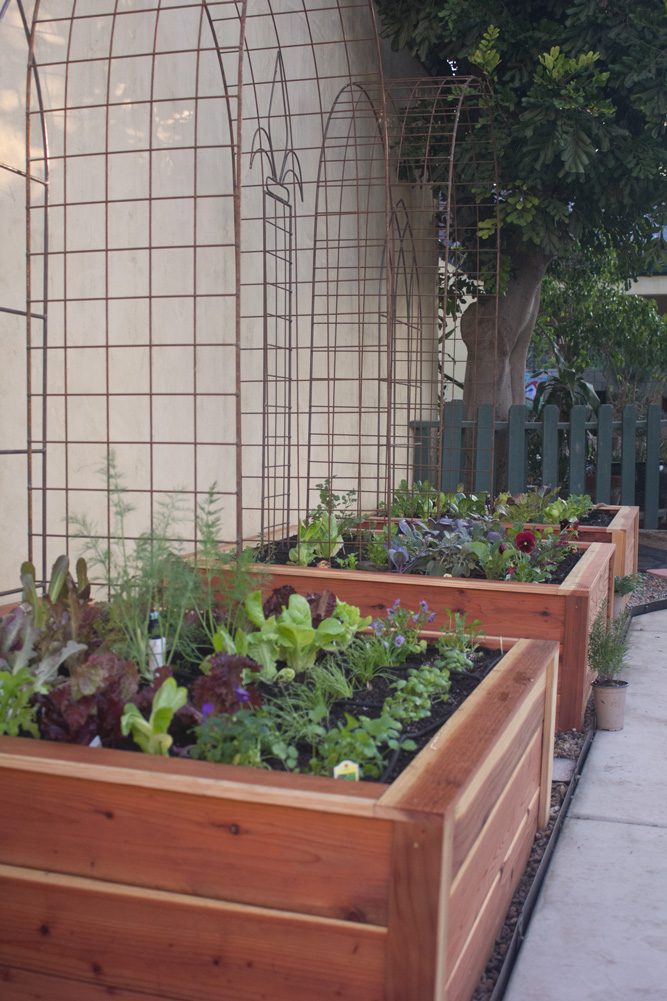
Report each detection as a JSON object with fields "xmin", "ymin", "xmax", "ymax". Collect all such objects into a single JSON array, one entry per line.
[{"xmin": 0, "ymin": 0, "xmax": 439, "ymax": 594}]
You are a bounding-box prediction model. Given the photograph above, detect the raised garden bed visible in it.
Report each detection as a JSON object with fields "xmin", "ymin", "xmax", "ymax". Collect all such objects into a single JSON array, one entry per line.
[
  {"xmin": 252, "ymin": 541, "xmax": 614, "ymax": 731},
  {"xmin": 0, "ymin": 636, "xmax": 557, "ymax": 1001},
  {"xmin": 532, "ymin": 505, "xmax": 639, "ymax": 580}
]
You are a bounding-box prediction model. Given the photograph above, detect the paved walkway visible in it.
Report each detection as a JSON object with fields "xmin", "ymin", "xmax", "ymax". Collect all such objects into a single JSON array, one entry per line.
[{"xmin": 504, "ymin": 608, "xmax": 667, "ymax": 1001}]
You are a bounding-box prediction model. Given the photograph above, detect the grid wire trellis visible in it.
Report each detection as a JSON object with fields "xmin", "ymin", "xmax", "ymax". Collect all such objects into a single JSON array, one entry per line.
[{"xmin": 1, "ymin": 0, "xmax": 499, "ymax": 594}]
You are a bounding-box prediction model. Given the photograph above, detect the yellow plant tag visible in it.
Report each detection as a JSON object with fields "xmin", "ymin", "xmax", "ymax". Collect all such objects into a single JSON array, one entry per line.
[{"xmin": 333, "ymin": 760, "xmax": 360, "ymax": 781}]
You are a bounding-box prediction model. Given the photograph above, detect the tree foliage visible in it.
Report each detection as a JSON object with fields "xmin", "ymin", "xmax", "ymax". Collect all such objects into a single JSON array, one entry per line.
[
  {"xmin": 376, "ymin": 0, "xmax": 667, "ymax": 270},
  {"xmin": 533, "ymin": 251, "xmax": 667, "ymax": 410}
]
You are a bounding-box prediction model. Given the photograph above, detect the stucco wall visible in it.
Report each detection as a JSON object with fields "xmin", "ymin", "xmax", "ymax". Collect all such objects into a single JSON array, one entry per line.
[{"xmin": 0, "ymin": 0, "xmax": 439, "ymax": 594}]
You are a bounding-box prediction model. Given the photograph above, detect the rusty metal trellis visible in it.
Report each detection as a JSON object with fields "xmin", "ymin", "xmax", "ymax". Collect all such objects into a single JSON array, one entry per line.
[{"xmin": 2, "ymin": 0, "xmax": 499, "ymax": 594}]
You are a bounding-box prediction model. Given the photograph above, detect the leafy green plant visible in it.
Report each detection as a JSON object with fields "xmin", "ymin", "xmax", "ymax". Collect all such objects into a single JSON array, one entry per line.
[
  {"xmin": 502, "ymin": 488, "xmax": 593, "ymax": 526},
  {"xmin": 188, "ymin": 488, "xmax": 263, "ymax": 650},
  {"xmin": 614, "ymin": 574, "xmax": 643, "ymax": 597},
  {"xmin": 385, "ymin": 664, "xmax": 452, "ymax": 725},
  {"xmin": 435, "ymin": 611, "xmax": 482, "ymax": 670},
  {"xmin": 13, "ymin": 557, "xmax": 94, "ymax": 687},
  {"xmin": 310, "ymin": 712, "xmax": 414, "ymax": 780},
  {"xmin": 288, "ymin": 511, "xmax": 344, "ymax": 566},
  {"xmin": 0, "ymin": 668, "xmax": 40, "ymax": 737},
  {"xmin": 288, "ymin": 478, "xmax": 360, "ymax": 566},
  {"xmin": 192, "ymin": 706, "xmax": 299, "ymax": 771},
  {"xmin": 71, "ymin": 456, "xmax": 201, "ymax": 678},
  {"xmin": 588, "ymin": 604, "xmax": 630, "ymax": 682},
  {"xmin": 121, "ymin": 677, "xmax": 188, "ymax": 755}
]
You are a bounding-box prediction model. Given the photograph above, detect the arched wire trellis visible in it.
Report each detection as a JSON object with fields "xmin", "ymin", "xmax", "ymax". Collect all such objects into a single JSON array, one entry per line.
[{"xmin": 1, "ymin": 0, "xmax": 498, "ymax": 594}]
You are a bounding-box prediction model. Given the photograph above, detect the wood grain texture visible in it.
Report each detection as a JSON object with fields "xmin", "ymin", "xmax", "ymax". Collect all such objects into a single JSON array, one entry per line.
[
  {"xmin": 377, "ymin": 639, "xmax": 553, "ymax": 828},
  {"xmin": 447, "ymin": 743, "xmax": 541, "ymax": 969},
  {"xmin": 538, "ymin": 645, "xmax": 558, "ymax": 829},
  {"xmin": 0, "ymin": 864, "xmax": 386, "ymax": 1001},
  {"xmin": 0, "ymin": 637, "xmax": 561, "ymax": 1001},
  {"xmin": 445, "ymin": 788, "xmax": 538, "ymax": 1001},
  {"xmin": 385, "ymin": 818, "xmax": 450, "ymax": 1001},
  {"xmin": 0, "ymin": 965, "xmax": 179, "ymax": 1001},
  {"xmin": 0, "ymin": 767, "xmax": 392, "ymax": 923},
  {"xmin": 0, "ymin": 735, "xmax": 381, "ymax": 814}
]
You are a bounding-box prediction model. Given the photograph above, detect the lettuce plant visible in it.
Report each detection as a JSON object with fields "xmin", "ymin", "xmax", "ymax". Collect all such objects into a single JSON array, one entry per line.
[
  {"xmin": 0, "ymin": 668, "xmax": 40, "ymax": 737},
  {"xmin": 121, "ymin": 677, "xmax": 188, "ymax": 756}
]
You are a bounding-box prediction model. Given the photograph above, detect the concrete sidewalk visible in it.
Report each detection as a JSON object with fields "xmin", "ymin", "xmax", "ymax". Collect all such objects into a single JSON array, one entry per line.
[{"xmin": 504, "ymin": 609, "xmax": 667, "ymax": 1001}]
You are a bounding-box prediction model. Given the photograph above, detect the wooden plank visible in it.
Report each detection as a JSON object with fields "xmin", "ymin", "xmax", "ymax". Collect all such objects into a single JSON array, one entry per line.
[
  {"xmin": 385, "ymin": 818, "xmax": 450, "ymax": 1001},
  {"xmin": 261, "ymin": 562, "xmax": 568, "ymax": 639},
  {"xmin": 0, "ymin": 965, "xmax": 177, "ymax": 1001},
  {"xmin": 507, "ymin": 405, "xmax": 526, "ymax": 493},
  {"xmin": 445, "ymin": 787, "xmax": 538, "ymax": 1001},
  {"xmin": 621, "ymin": 405, "xmax": 637, "ymax": 505},
  {"xmin": 0, "ymin": 864, "xmax": 385, "ymax": 1001},
  {"xmin": 474, "ymin": 403, "xmax": 495, "ymax": 494},
  {"xmin": 539, "ymin": 644, "xmax": 558, "ymax": 829},
  {"xmin": 541, "ymin": 404, "xmax": 559, "ymax": 488},
  {"xmin": 0, "ymin": 736, "xmax": 381, "ymax": 816},
  {"xmin": 568, "ymin": 405, "xmax": 587, "ymax": 495},
  {"xmin": 446, "ymin": 733, "xmax": 541, "ymax": 966},
  {"xmin": 378, "ymin": 640, "xmax": 552, "ymax": 826},
  {"xmin": 560, "ymin": 593, "xmax": 590, "ymax": 730},
  {"xmin": 0, "ymin": 768, "xmax": 392, "ymax": 924},
  {"xmin": 441, "ymin": 400, "xmax": 464, "ymax": 491},
  {"xmin": 644, "ymin": 404, "xmax": 662, "ymax": 530},
  {"xmin": 595, "ymin": 404, "xmax": 613, "ymax": 503}
]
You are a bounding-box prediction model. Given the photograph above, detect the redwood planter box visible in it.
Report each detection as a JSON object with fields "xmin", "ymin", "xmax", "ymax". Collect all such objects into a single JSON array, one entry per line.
[
  {"xmin": 531, "ymin": 505, "xmax": 639, "ymax": 580},
  {"xmin": 0, "ymin": 637, "xmax": 557, "ymax": 1001},
  {"xmin": 258, "ymin": 541, "xmax": 614, "ymax": 731}
]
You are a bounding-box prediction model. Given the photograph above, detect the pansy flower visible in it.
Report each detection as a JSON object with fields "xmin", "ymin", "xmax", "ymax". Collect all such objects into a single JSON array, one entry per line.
[{"xmin": 515, "ymin": 530, "xmax": 537, "ymax": 554}]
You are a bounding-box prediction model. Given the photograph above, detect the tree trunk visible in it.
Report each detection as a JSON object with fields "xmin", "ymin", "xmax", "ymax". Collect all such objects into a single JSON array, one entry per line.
[
  {"xmin": 461, "ymin": 247, "xmax": 550, "ymax": 420},
  {"xmin": 457, "ymin": 246, "xmax": 550, "ymax": 490}
]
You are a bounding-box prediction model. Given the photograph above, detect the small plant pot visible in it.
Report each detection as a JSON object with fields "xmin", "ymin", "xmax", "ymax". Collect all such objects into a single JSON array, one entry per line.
[{"xmin": 593, "ymin": 679, "xmax": 628, "ymax": 731}]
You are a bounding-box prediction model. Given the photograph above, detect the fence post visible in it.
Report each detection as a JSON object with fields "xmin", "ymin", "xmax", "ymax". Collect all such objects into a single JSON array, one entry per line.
[
  {"xmin": 541, "ymin": 405, "xmax": 559, "ymax": 488},
  {"xmin": 474, "ymin": 403, "xmax": 495, "ymax": 494},
  {"xmin": 595, "ymin": 404, "xmax": 613, "ymax": 503},
  {"xmin": 441, "ymin": 400, "xmax": 464, "ymax": 491},
  {"xmin": 621, "ymin": 405, "xmax": 637, "ymax": 504},
  {"xmin": 412, "ymin": 421, "xmax": 437, "ymax": 484},
  {"xmin": 644, "ymin": 404, "xmax": 661, "ymax": 530},
  {"xmin": 507, "ymin": 405, "xmax": 527, "ymax": 493},
  {"xmin": 569, "ymin": 405, "xmax": 587, "ymax": 495}
]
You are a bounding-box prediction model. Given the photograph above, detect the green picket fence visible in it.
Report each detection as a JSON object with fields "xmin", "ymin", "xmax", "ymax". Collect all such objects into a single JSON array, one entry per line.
[{"xmin": 412, "ymin": 402, "xmax": 667, "ymax": 529}]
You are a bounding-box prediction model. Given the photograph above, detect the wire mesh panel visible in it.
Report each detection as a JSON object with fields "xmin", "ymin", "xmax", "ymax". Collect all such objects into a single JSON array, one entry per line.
[{"xmin": 5, "ymin": 0, "xmax": 499, "ymax": 589}]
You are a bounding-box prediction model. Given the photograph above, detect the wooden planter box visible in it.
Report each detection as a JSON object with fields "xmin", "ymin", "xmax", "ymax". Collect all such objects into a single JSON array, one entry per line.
[
  {"xmin": 532, "ymin": 505, "xmax": 639, "ymax": 580},
  {"xmin": 257, "ymin": 542, "xmax": 614, "ymax": 731},
  {"xmin": 0, "ymin": 637, "xmax": 557, "ymax": 1001}
]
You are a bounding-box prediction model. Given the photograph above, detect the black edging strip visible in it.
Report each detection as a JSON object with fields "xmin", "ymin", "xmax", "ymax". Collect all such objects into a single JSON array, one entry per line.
[
  {"xmin": 628, "ymin": 597, "xmax": 667, "ymax": 617},
  {"xmin": 486, "ymin": 725, "xmax": 597, "ymax": 1001}
]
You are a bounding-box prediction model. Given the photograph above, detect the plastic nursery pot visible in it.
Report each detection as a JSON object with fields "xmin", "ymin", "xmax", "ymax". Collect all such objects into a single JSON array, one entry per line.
[{"xmin": 592, "ymin": 679, "xmax": 629, "ymax": 731}]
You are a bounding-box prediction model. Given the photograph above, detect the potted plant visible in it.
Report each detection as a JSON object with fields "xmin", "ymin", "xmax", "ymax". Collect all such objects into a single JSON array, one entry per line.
[
  {"xmin": 0, "ymin": 527, "xmax": 560, "ymax": 1001},
  {"xmin": 613, "ymin": 572, "xmax": 643, "ymax": 617},
  {"xmin": 589, "ymin": 603, "xmax": 631, "ymax": 730}
]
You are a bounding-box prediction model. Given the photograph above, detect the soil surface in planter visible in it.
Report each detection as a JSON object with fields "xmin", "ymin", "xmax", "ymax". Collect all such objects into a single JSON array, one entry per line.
[
  {"xmin": 254, "ymin": 536, "xmax": 583, "ymax": 585},
  {"xmin": 578, "ymin": 508, "xmax": 615, "ymax": 527}
]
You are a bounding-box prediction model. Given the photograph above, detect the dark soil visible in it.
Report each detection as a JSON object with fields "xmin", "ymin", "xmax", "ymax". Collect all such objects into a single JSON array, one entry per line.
[{"xmin": 578, "ymin": 508, "xmax": 615, "ymax": 527}]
